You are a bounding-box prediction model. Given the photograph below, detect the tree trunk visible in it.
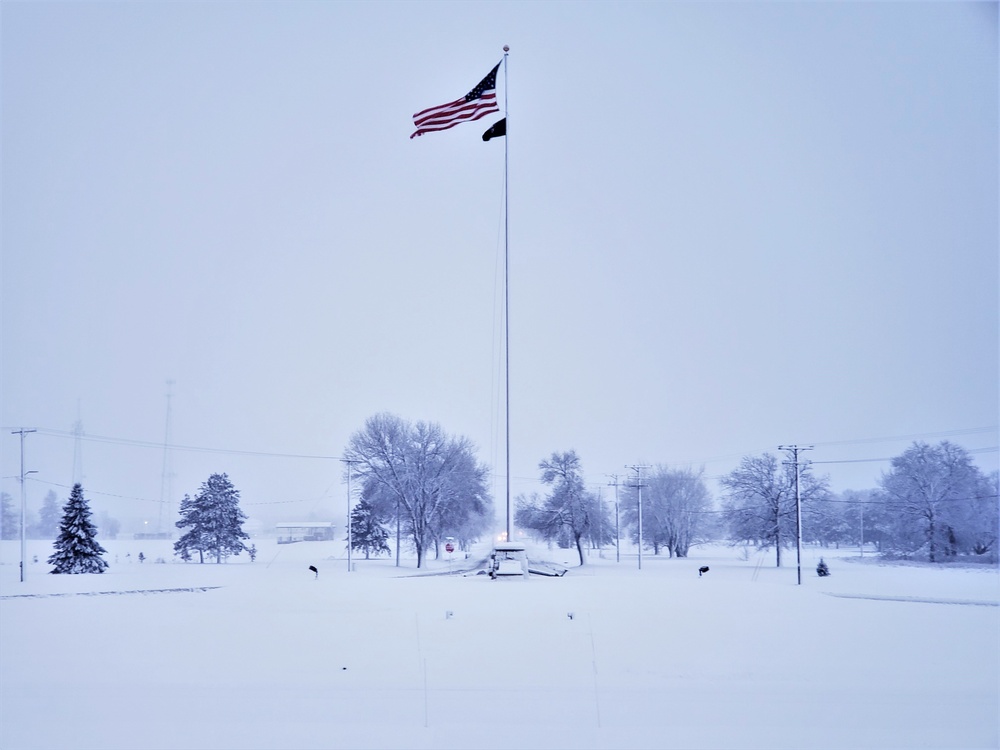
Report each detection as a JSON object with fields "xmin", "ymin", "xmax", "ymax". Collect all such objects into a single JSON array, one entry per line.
[
  {"xmin": 575, "ymin": 533, "xmax": 585, "ymax": 566},
  {"xmin": 775, "ymin": 513, "xmax": 782, "ymax": 567},
  {"xmin": 928, "ymin": 516, "xmax": 936, "ymax": 562}
]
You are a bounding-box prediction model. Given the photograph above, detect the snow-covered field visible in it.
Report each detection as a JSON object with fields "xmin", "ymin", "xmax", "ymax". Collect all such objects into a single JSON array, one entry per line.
[{"xmin": 1, "ymin": 539, "xmax": 997, "ymax": 750}]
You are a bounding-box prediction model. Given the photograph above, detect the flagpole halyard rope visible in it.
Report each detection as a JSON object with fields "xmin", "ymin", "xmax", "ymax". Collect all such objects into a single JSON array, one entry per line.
[{"xmin": 503, "ymin": 45, "xmax": 511, "ymax": 542}]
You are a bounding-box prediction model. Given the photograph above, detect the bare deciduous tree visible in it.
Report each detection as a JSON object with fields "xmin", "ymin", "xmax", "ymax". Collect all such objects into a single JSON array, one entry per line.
[
  {"xmin": 878, "ymin": 441, "xmax": 990, "ymax": 562},
  {"xmin": 344, "ymin": 413, "xmax": 491, "ymax": 568},
  {"xmin": 621, "ymin": 465, "xmax": 711, "ymax": 558},
  {"xmin": 515, "ymin": 450, "xmax": 598, "ymax": 566},
  {"xmin": 720, "ymin": 453, "xmax": 829, "ymax": 567}
]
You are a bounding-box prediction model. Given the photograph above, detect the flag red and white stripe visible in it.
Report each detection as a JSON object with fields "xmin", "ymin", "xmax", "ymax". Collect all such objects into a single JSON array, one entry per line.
[{"xmin": 410, "ymin": 62, "xmax": 501, "ymax": 139}]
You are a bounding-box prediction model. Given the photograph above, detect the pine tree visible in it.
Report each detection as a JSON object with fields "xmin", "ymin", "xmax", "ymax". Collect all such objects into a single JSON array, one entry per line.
[
  {"xmin": 174, "ymin": 473, "xmax": 249, "ymax": 563},
  {"xmin": 47, "ymin": 484, "xmax": 108, "ymax": 574},
  {"xmin": 173, "ymin": 493, "xmax": 204, "ymax": 562},
  {"xmin": 1, "ymin": 492, "xmax": 19, "ymax": 540},
  {"xmin": 34, "ymin": 490, "xmax": 62, "ymax": 539},
  {"xmin": 348, "ymin": 497, "xmax": 391, "ymax": 559}
]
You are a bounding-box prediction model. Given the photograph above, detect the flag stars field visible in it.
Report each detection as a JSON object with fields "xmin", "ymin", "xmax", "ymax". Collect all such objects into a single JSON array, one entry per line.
[{"xmin": 410, "ymin": 61, "xmax": 502, "ymax": 139}]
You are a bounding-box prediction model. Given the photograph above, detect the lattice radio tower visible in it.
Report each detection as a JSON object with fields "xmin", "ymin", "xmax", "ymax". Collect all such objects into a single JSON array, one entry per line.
[
  {"xmin": 157, "ymin": 380, "xmax": 176, "ymax": 535},
  {"xmin": 71, "ymin": 400, "xmax": 84, "ymax": 486}
]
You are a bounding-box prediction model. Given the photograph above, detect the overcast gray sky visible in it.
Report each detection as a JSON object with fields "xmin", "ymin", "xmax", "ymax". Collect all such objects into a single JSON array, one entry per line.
[{"xmin": 2, "ymin": 1, "xmax": 997, "ymax": 532}]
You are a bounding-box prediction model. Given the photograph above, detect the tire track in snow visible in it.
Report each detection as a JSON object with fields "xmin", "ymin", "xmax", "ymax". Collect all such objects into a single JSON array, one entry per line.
[{"xmin": 1, "ymin": 586, "xmax": 222, "ymax": 599}]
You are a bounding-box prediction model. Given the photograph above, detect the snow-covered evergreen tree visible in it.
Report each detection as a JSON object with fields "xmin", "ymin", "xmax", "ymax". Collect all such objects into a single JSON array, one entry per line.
[
  {"xmin": 348, "ymin": 497, "xmax": 391, "ymax": 559},
  {"xmin": 1, "ymin": 491, "xmax": 19, "ymax": 540},
  {"xmin": 47, "ymin": 483, "xmax": 108, "ymax": 574},
  {"xmin": 33, "ymin": 490, "xmax": 62, "ymax": 539},
  {"xmin": 174, "ymin": 473, "xmax": 249, "ymax": 563},
  {"xmin": 173, "ymin": 493, "xmax": 203, "ymax": 562}
]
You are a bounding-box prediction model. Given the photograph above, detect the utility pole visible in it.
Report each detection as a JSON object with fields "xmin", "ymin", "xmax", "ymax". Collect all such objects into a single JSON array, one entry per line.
[
  {"xmin": 779, "ymin": 445, "xmax": 813, "ymax": 585},
  {"xmin": 12, "ymin": 428, "xmax": 36, "ymax": 583},
  {"xmin": 606, "ymin": 474, "xmax": 621, "ymax": 563},
  {"xmin": 596, "ymin": 486, "xmax": 604, "ymax": 553},
  {"xmin": 340, "ymin": 458, "xmax": 360, "ymax": 572},
  {"xmin": 626, "ymin": 464, "xmax": 649, "ymax": 570},
  {"xmin": 859, "ymin": 500, "xmax": 864, "ymax": 558}
]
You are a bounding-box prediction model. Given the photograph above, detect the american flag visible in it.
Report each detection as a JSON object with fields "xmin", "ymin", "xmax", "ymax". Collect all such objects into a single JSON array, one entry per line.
[{"xmin": 410, "ymin": 62, "xmax": 501, "ymax": 139}]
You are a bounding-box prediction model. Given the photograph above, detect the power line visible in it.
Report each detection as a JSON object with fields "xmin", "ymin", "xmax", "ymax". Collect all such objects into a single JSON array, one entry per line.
[
  {"xmin": 15, "ymin": 425, "xmax": 996, "ymax": 473},
  {"xmin": 820, "ymin": 492, "xmax": 999, "ymax": 505},
  {"xmin": 813, "ymin": 446, "xmax": 997, "ymax": 465},
  {"xmin": 23, "ymin": 476, "xmax": 330, "ymax": 507},
  {"xmin": 601, "ymin": 429, "xmax": 998, "ymax": 482},
  {"xmin": 22, "ymin": 428, "xmax": 340, "ymax": 460},
  {"xmin": 807, "ymin": 426, "xmax": 997, "ymax": 448}
]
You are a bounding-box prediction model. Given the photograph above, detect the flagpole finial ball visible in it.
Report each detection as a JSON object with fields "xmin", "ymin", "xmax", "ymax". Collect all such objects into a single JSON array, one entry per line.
[{"xmin": 503, "ymin": 45, "xmax": 509, "ymax": 52}]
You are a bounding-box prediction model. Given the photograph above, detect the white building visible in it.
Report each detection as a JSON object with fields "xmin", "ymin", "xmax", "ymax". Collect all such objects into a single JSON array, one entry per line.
[{"xmin": 275, "ymin": 522, "xmax": 336, "ymax": 544}]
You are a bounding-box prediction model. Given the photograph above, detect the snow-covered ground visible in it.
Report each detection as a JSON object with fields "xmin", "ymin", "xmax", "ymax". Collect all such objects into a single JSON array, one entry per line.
[{"xmin": 1, "ymin": 539, "xmax": 997, "ymax": 750}]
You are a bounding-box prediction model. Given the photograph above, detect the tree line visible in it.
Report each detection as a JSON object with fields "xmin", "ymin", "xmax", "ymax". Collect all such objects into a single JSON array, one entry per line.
[
  {"xmin": 512, "ymin": 440, "xmax": 996, "ymax": 566},
  {"xmin": 1, "ymin": 411, "xmax": 499, "ymax": 573},
  {"xmin": 5, "ymin": 415, "xmax": 994, "ymax": 573},
  {"xmin": 1, "ymin": 488, "xmax": 119, "ymax": 541},
  {"xmin": 793, "ymin": 441, "xmax": 998, "ymax": 563},
  {"xmin": 514, "ymin": 451, "xmax": 713, "ymax": 566}
]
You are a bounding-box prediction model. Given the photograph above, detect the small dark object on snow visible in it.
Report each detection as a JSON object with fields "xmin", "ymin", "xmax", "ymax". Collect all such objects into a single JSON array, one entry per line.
[
  {"xmin": 698, "ymin": 566, "xmax": 710, "ymax": 577},
  {"xmin": 309, "ymin": 565, "xmax": 318, "ymax": 579},
  {"xmin": 816, "ymin": 559, "xmax": 830, "ymax": 577}
]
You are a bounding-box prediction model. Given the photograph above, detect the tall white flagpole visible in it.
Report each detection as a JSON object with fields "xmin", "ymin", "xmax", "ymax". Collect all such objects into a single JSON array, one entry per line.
[{"xmin": 503, "ymin": 45, "xmax": 511, "ymax": 543}]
